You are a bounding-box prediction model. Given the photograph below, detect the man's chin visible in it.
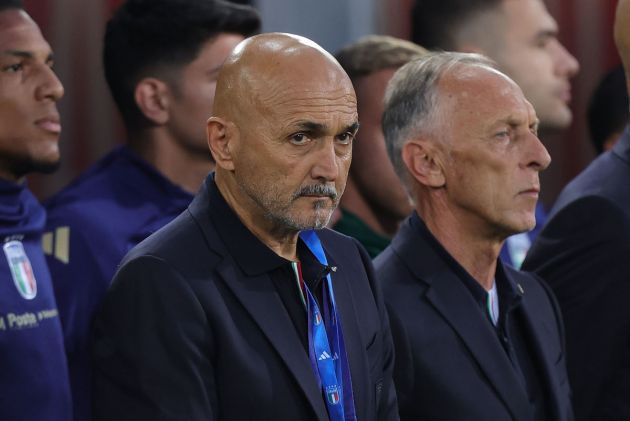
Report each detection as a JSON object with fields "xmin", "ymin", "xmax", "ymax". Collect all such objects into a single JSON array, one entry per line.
[
  {"xmin": 290, "ymin": 209, "xmax": 335, "ymax": 231},
  {"xmin": 30, "ymin": 158, "xmax": 61, "ymax": 175},
  {"xmin": 12, "ymin": 157, "xmax": 61, "ymax": 179}
]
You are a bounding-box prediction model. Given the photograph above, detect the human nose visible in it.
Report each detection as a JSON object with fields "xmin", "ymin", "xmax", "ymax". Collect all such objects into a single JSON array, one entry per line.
[
  {"xmin": 553, "ymin": 41, "xmax": 579, "ymax": 78},
  {"xmin": 311, "ymin": 138, "xmax": 341, "ymax": 181},
  {"xmin": 35, "ymin": 65, "xmax": 64, "ymax": 102},
  {"xmin": 524, "ymin": 132, "xmax": 551, "ymax": 172}
]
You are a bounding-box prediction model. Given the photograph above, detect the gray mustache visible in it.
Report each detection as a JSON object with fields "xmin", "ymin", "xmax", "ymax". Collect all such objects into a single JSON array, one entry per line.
[{"xmin": 295, "ymin": 184, "xmax": 338, "ymax": 200}]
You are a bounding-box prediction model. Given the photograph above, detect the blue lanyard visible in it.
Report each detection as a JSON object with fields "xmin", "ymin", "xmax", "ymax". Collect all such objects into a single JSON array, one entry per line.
[{"xmin": 299, "ymin": 229, "xmax": 357, "ymax": 421}]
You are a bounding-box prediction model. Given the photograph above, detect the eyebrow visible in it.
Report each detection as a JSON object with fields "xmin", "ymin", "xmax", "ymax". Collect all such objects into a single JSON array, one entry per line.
[
  {"xmin": 1, "ymin": 49, "xmax": 54, "ymax": 62},
  {"xmin": 495, "ymin": 116, "xmax": 540, "ymax": 131},
  {"xmin": 293, "ymin": 121, "xmax": 359, "ymax": 135},
  {"xmin": 344, "ymin": 122, "xmax": 360, "ymax": 134},
  {"xmin": 535, "ymin": 28, "xmax": 558, "ymax": 40}
]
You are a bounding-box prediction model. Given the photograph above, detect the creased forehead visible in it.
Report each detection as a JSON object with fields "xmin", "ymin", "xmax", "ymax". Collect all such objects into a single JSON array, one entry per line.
[{"xmin": 439, "ymin": 64, "xmax": 530, "ymax": 118}]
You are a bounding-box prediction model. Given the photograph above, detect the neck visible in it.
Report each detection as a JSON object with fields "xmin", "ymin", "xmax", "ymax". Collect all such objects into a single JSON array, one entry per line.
[
  {"xmin": 418, "ymin": 198, "xmax": 501, "ymax": 291},
  {"xmin": 129, "ymin": 128, "xmax": 214, "ymax": 194},
  {"xmin": 215, "ymin": 172, "xmax": 299, "ymax": 261},
  {"xmin": 339, "ymin": 178, "xmax": 402, "ymax": 237}
]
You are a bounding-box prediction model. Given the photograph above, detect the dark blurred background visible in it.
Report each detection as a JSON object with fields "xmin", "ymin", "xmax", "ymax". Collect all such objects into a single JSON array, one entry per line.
[{"xmin": 24, "ymin": 0, "xmax": 621, "ymax": 208}]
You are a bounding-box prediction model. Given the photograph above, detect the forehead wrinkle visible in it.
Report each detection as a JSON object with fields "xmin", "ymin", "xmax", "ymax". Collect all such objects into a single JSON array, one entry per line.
[
  {"xmin": 440, "ymin": 68, "xmax": 534, "ymax": 147},
  {"xmin": 282, "ymin": 102, "xmax": 358, "ymax": 129},
  {"xmin": 255, "ymin": 86, "xmax": 356, "ymax": 115}
]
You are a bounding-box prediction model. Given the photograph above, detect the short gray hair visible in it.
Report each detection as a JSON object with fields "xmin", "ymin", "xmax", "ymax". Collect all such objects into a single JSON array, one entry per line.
[{"xmin": 382, "ymin": 51, "xmax": 497, "ymax": 185}]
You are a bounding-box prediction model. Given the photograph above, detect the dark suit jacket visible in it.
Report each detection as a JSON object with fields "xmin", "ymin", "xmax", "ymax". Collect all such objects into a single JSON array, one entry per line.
[
  {"xmin": 92, "ymin": 176, "xmax": 398, "ymax": 421},
  {"xmin": 523, "ymin": 126, "xmax": 630, "ymax": 420},
  {"xmin": 375, "ymin": 214, "xmax": 573, "ymax": 421}
]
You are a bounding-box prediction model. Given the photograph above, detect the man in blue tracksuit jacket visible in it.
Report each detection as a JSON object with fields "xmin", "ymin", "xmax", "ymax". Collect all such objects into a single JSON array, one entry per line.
[{"xmin": 0, "ymin": 1, "xmax": 72, "ymax": 419}]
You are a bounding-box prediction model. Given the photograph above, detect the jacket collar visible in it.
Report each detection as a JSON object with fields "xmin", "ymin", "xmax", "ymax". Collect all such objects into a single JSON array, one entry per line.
[
  {"xmin": 391, "ymin": 213, "xmax": 535, "ymax": 420},
  {"xmin": 186, "ymin": 174, "xmax": 349, "ymax": 421}
]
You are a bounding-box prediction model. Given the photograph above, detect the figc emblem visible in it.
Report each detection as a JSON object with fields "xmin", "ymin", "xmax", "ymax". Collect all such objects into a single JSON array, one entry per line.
[{"xmin": 4, "ymin": 241, "xmax": 37, "ymax": 300}]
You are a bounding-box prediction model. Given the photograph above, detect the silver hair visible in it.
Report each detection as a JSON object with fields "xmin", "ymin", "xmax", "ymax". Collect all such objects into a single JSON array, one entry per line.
[{"xmin": 382, "ymin": 51, "xmax": 498, "ymax": 187}]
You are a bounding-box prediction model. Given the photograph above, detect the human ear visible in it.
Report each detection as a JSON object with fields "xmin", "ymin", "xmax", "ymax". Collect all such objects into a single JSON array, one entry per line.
[
  {"xmin": 207, "ymin": 117, "xmax": 236, "ymax": 171},
  {"xmin": 134, "ymin": 78, "xmax": 170, "ymax": 125},
  {"xmin": 401, "ymin": 139, "xmax": 445, "ymax": 188}
]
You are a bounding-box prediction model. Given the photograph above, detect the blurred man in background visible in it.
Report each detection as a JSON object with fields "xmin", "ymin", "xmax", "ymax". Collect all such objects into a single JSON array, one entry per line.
[
  {"xmin": 523, "ymin": 1, "xmax": 630, "ymax": 418},
  {"xmin": 587, "ymin": 65, "xmax": 628, "ymax": 154},
  {"xmin": 412, "ymin": 0, "xmax": 579, "ymax": 267},
  {"xmin": 333, "ymin": 35, "xmax": 427, "ymax": 257},
  {"xmin": 0, "ymin": 0, "xmax": 71, "ymax": 419},
  {"xmin": 43, "ymin": 1, "xmax": 260, "ymax": 419}
]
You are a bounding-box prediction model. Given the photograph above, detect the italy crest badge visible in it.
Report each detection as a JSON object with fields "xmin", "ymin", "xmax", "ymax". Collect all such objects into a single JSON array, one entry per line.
[
  {"xmin": 326, "ymin": 385, "xmax": 341, "ymax": 405},
  {"xmin": 3, "ymin": 241, "xmax": 37, "ymax": 300}
]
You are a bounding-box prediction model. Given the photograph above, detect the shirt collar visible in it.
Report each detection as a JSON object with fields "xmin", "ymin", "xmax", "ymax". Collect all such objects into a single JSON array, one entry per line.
[
  {"xmin": 207, "ymin": 174, "xmax": 326, "ymax": 278},
  {"xmin": 410, "ymin": 212, "xmax": 522, "ymax": 311},
  {"xmin": 411, "ymin": 212, "xmax": 487, "ymax": 303}
]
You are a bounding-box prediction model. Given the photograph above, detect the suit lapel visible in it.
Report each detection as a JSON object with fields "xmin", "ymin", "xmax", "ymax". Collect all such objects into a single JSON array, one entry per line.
[
  {"xmin": 424, "ymin": 277, "xmax": 533, "ymax": 421},
  {"xmin": 518, "ymin": 290, "xmax": 565, "ymax": 421},
  {"xmin": 187, "ymin": 181, "xmax": 329, "ymax": 421},
  {"xmin": 392, "ymin": 217, "xmax": 533, "ymax": 420},
  {"xmin": 216, "ymin": 261, "xmax": 329, "ymax": 421}
]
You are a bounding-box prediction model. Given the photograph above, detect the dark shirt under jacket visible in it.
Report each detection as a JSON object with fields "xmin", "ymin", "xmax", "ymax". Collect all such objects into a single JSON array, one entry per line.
[
  {"xmin": 211, "ymin": 192, "xmax": 326, "ymax": 352},
  {"xmin": 437, "ymin": 226, "xmax": 550, "ymax": 421},
  {"xmin": 374, "ymin": 212, "xmax": 574, "ymax": 421},
  {"xmin": 92, "ymin": 174, "xmax": 398, "ymax": 421}
]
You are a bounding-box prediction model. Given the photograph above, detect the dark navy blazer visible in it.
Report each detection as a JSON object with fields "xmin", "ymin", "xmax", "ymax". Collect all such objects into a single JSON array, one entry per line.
[
  {"xmin": 92, "ymin": 175, "xmax": 399, "ymax": 421},
  {"xmin": 376, "ymin": 214, "xmax": 574, "ymax": 421}
]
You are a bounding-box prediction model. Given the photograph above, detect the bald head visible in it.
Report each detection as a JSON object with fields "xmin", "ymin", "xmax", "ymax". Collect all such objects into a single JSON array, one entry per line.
[
  {"xmin": 213, "ymin": 33, "xmax": 353, "ymax": 123},
  {"xmin": 207, "ymin": 33, "xmax": 358, "ymax": 239},
  {"xmin": 615, "ymin": 0, "xmax": 630, "ymax": 93}
]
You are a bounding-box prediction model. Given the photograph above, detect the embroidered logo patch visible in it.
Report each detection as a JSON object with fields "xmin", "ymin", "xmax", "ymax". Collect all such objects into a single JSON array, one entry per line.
[
  {"xmin": 4, "ymin": 241, "xmax": 37, "ymax": 300},
  {"xmin": 318, "ymin": 351, "xmax": 331, "ymax": 361},
  {"xmin": 326, "ymin": 385, "xmax": 341, "ymax": 405}
]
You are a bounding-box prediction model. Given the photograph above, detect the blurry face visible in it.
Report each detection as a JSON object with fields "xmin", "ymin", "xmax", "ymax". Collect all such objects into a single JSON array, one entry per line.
[
  {"xmin": 438, "ymin": 66, "xmax": 551, "ymax": 239},
  {"xmin": 168, "ymin": 33, "xmax": 244, "ymax": 159},
  {"xmin": 0, "ymin": 9, "xmax": 64, "ymax": 181},
  {"xmin": 230, "ymin": 61, "xmax": 358, "ymax": 233},
  {"xmin": 352, "ymin": 67, "xmax": 412, "ymax": 219},
  {"xmin": 493, "ymin": 0, "xmax": 579, "ymax": 131}
]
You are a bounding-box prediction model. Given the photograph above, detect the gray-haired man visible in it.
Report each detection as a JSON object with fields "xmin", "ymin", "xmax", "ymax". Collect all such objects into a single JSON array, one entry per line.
[{"xmin": 374, "ymin": 51, "xmax": 573, "ymax": 421}]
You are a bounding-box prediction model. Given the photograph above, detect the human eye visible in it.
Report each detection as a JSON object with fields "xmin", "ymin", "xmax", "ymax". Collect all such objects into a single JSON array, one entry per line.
[
  {"xmin": 289, "ymin": 132, "xmax": 311, "ymax": 145},
  {"xmin": 336, "ymin": 132, "xmax": 355, "ymax": 145},
  {"xmin": 3, "ymin": 62, "xmax": 23, "ymax": 73},
  {"xmin": 494, "ymin": 130, "xmax": 510, "ymax": 139},
  {"xmin": 535, "ymin": 38, "xmax": 549, "ymax": 49},
  {"xmin": 534, "ymin": 32, "xmax": 556, "ymax": 49}
]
